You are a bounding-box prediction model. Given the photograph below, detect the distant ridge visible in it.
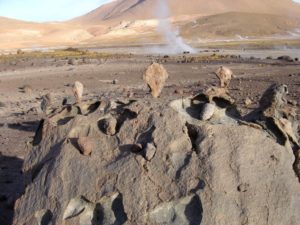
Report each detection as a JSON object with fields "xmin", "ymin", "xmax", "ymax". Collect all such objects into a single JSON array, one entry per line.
[
  {"xmin": 73, "ymin": 0, "xmax": 300, "ymax": 24},
  {"xmin": 1, "ymin": 0, "xmax": 300, "ymax": 49}
]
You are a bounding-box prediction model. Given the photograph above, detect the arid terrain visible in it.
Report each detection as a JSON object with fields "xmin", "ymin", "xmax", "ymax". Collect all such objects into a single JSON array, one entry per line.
[
  {"xmin": 0, "ymin": 1, "xmax": 300, "ymax": 224},
  {"xmin": 0, "ymin": 47, "xmax": 299, "ymax": 224},
  {"xmin": 1, "ymin": 0, "xmax": 300, "ymax": 50}
]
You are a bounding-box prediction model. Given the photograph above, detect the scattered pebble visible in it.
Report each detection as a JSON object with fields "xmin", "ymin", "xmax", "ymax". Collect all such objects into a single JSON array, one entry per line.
[{"xmin": 245, "ymin": 97, "xmax": 252, "ymax": 106}]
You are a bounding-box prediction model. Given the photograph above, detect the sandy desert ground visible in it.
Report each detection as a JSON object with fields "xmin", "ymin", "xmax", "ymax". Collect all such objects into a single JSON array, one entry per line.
[{"xmin": 0, "ymin": 47, "xmax": 299, "ymax": 224}]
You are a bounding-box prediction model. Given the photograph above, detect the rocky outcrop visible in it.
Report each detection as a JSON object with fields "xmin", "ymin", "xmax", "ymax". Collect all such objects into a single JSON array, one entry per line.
[
  {"xmin": 13, "ymin": 84, "xmax": 300, "ymax": 225},
  {"xmin": 245, "ymin": 84, "xmax": 299, "ymax": 150}
]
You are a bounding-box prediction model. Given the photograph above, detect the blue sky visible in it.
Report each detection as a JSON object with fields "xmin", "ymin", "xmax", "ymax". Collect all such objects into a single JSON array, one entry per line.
[
  {"xmin": 0, "ymin": 0, "xmax": 113, "ymax": 22},
  {"xmin": 0, "ymin": 0, "xmax": 299, "ymax": 22}
]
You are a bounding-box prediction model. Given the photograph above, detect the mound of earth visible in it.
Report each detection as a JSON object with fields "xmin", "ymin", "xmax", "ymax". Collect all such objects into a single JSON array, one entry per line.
[{"xmin": 13, "ymin": 82, "xmax": 300, "ymax": 224}]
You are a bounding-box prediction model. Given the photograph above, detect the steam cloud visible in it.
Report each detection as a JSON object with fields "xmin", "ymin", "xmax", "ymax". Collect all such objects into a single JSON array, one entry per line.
[{"xmin": 151, "ymin": 0, "xmax": 196, "ymax": 54}]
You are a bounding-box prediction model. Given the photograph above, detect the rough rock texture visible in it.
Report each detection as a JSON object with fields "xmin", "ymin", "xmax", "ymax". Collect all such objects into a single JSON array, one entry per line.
[
  {"xmin": 77, "ymin": 137, "xmax": 94, "ymax": 156},
  {"xmin": 41, "ymin": 93, "xmax": 54, "ymax": 114},
  {"xmin": 98, "ymin": 117, "xmax": 117, "ymax": 136},
  {"xmin": 13, "ymin": 86, "xmax": 300, "ymax": 225},
  {"xmin": 215, "ymin": 66, "xmax": 234, "ymax": 88},
  {"xmin": 72, "ymin": 81, "xmax": 84, "ymax": 103},
  {"xmin": 143, "ymin": 63, "xmax": 169, "ymax": 98},
  {"xmin": 245, "ymin": 84, "xmax": 299, "ymax": 150}
]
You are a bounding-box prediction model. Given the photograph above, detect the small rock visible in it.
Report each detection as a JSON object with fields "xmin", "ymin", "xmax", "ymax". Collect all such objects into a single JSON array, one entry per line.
[
  {"xmin": 72, "ymin": 81, "xmax": 84, "ymax": 103},
  {"xmin": 77, "ymin": 137, "xmax": 93, "ymax": 156},
  {"xmin": 41, "ymin": 93, "xmax": 54, "ymax": 113},
  {"xmin": 277, "ymin": 55, "xmax": 294, "ymax": 62},
  {"xmin": 99, "ymin": 117, "xmax": 117, "ymax": 136},
  {"xmin": 143, "ymin": 63, "xmax": 169, "ymax": 98},
  {"xmin": 143, "ymin": 143, "xmax": 156, "ymax": 161},
  {"xmin": 174, "ymin": 88, "xmax": 184, "ymax": 95},
  {"xmin": 200, "ymin": 103, "xmax": 216, "ymax": 121},
  {"xmin": 245, "ymin": 97, "xmax": 252, "ymax": 106},
  {"xmin": 112, "ymin": 79, "xmax": 119, "ymax": 85},
  {"xmin": 215, "ymin": 66, "xmax": 234, "ymax": 88},
  {"xmin": 67, "ymin": 58, "xmax": 76, "ymax": 65}
]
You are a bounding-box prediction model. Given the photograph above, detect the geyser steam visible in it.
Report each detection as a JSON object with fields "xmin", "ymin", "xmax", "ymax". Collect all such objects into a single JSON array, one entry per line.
[{"xmin": 153, "ymin": 0, "xmax": 196, "ymax": 54}]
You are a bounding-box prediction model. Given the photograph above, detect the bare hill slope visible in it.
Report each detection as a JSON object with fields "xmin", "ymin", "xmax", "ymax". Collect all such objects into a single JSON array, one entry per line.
[
  {"xmin": 1, "ymin": 0, "xmax": 300, "ymax": 49},
  {"xmin": 74, "ymin": 0, "xmax": 300, "ymax": 24},
  {"xmin": 180, "ymin": 12, "xmax": 300, "ymax": 39}
]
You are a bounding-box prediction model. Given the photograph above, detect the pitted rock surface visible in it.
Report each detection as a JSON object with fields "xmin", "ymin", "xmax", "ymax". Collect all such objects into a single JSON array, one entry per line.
[{"xmin": 13, "ymin": 91, "xmax": 300, "ymax": 225}]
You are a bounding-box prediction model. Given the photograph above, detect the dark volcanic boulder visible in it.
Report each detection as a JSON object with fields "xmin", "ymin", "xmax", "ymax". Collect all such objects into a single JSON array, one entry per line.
[{"xmin": 13, "ymin": 94, "xmax": 300, "ymax": 225}]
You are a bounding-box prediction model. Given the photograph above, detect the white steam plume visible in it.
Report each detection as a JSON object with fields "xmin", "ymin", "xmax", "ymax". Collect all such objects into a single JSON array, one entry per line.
[{"xmin": 150, "ymin": 0, "xmax": 196, "ymax": 54}]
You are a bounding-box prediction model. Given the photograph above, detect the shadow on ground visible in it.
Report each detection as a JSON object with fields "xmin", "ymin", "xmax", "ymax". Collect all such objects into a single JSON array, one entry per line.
[
  {"xmin": 0, "ymin": 155, "xmax": 24, "ymax": 225},
  {"xmin": 7, "ymin": 120, "xmax": 40, "ymax": 132}
]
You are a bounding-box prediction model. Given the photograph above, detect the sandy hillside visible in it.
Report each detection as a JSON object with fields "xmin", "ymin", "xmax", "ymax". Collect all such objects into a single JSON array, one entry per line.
[
  {"xmin": 180, "ymin": 12, "xmax": 300, "ymax": 40},
  {"xmin": 1, "ymin": 0, "xmax": 300, "ymax": 49},
  {"xmin": 73, "ymin": 0, "xmax": 300, "ymax": 23}
]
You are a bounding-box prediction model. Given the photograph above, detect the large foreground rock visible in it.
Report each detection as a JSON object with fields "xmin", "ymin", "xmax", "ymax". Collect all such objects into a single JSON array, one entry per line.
[{"xmin": 13, "ymin": 95, "xmax": 300, "ymax": 225}]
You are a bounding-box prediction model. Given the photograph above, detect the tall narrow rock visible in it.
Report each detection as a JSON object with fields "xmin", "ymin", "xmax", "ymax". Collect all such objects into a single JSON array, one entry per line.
[{"xmin": 143, "ymin": 63, "xmax": 169, "ymax": 98}]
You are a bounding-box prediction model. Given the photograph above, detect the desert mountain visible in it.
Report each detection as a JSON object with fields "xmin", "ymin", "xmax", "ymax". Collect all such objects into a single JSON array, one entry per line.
[
  {"xmin": 73, "ymin": 0, "xmax": 300, "ymax": 24},
  {"xmin": 1, "ymin": 0, "xmax": 300, "ymax": 50}
]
